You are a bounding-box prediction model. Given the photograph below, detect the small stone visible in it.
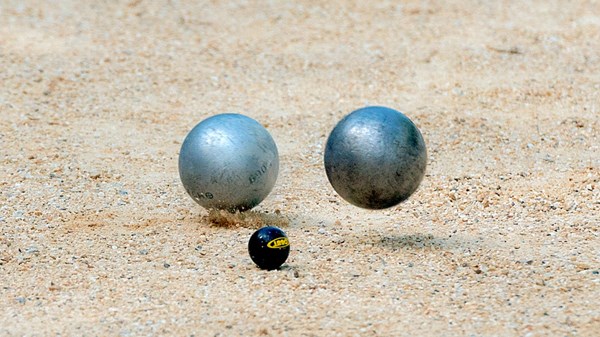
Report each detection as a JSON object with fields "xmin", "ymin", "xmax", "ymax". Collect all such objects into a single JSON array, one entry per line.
[
  {"xmin": 576, "ymin": 263, "xmax": 591, "ymax": 271},
  {"xmin": 25, "ymin": 247, "xmax": 39, "ymax": 254},
  {"xmin": 163, "ymin": 263, "xmax": 170, "ymax": 268},
  {"xmin": 332, "ymin": 237, "xmax": 345, "ymax": 244},
  {"xmin": 16, "ymin": 297, "xmax": 26, "ymax": 304},
  {"xmin": 48, "ymin": 283, "xmax": 61, "ymax": 291}
]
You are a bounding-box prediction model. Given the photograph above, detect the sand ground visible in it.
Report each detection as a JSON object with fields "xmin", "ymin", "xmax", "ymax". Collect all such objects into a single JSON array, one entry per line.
[{"xmin": 1, "ymin": 1, "xmax": 599, "ymax": 336}]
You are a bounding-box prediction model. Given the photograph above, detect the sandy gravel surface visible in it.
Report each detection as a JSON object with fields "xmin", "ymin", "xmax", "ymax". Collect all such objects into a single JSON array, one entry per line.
[{"xmin": 1, "ymin": 1, "xmax": 599, "ymax": 336}]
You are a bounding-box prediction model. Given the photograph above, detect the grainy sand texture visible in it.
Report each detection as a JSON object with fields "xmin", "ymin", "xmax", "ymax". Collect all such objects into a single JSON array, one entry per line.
[{"xmin": 1, "ymin": 1, "xmax": 599, "ymax": 336}]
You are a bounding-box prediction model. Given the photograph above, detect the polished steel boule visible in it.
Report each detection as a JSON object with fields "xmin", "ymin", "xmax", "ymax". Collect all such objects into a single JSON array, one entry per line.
[
  {"xmin": 324, "ymin": 106, "xmax": 427, "ymax": 209},
  {"xmin": 179, "ymin": 113, "xmax": 279, "ymax": 212}
]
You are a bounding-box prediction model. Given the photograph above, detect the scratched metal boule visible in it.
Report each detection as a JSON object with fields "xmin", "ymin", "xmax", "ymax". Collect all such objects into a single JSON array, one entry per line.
[
  {"xmin": 324, "ymin": 106, "xmax": 427, "ymax": 209},
  {"xmin": 178, "ymin": 113, "xmax": 279, "ymax": 212}
]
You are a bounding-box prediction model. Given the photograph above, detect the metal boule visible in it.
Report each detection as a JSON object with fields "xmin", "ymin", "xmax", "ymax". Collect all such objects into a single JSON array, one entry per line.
[
  {"xmin": 324, "ymin": 106, "xmax": 427, "ymax": 209},
  {"xmin": 179, "ymin": 113, "xmax": 279, "ymax": 212}
]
